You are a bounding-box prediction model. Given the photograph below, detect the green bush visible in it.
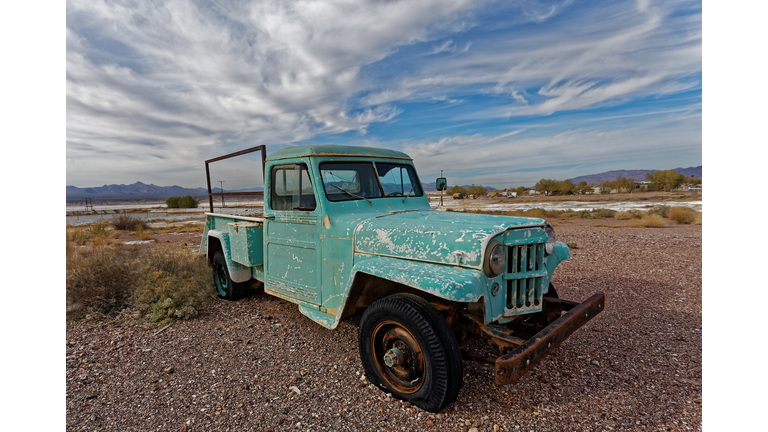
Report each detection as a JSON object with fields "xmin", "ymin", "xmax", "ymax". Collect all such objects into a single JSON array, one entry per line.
[
  {"xmin": 135, "ymin": 246, "xmax": 216, "ymax": 326},
  {"xmin": 166, "ymin": 195, "xmax": 199, "ymax": 209}
]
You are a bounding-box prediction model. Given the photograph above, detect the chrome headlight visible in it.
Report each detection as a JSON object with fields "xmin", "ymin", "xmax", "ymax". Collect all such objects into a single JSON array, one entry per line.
[
  {"xmin": 545, "ymin": 226, "xmax": 556, "ymax": 255},
  {"xmin": 484, "ymin": 241, "xmax": 506, "ymax": 278}
]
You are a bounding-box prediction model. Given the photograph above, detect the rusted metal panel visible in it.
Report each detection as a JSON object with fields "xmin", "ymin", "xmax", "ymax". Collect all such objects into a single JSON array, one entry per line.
[{"xmin": 494, "ymin": 292, "xmax": 606, "ymax": 385}]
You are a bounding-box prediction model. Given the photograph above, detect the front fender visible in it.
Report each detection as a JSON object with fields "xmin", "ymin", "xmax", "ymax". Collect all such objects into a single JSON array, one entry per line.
[
  {"xmin": 307, "ymin": 256, "xmax": 487, "ymax": 330},
  {"xmin": 351, "ymin": 256, "xmax": 486, "ymax": 303}
]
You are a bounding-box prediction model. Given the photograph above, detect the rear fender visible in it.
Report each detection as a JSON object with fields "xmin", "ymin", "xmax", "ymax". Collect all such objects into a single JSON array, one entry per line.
[{"xmin": 206, "ymin": 230, "xmax": 251, "ymax": 283}]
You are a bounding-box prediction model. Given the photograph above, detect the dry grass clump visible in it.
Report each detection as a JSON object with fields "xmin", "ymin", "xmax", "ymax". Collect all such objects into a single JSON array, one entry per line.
[
  {"xmin": 67, "ymin": 221, "xmax": 113, "ymax": 247},
  {"xmin": 627, "ymin": 214, "xmax": 666, "ymax": 228},
  {"xmin": 648, "ymin": 205, "xmax": 671, "ymax": 218},
  {"xmin": 668, "ymin": 207, "xmax": 697, "ymax": 224},
  {"xmin": 614, "ymin": 211, "xmax": 634, "ymax": 220},
  {"xmin": 132, "ymin": 225, "xmax": 154, "ymax": 241},
  {"xmin": 111, "ymin": 214, "xmax": 149, "ymax": 231},
  {"xmin": 135, "ymin": 246, "xmax": 216, "ymax": 326},
  {"xmin": 67, "ymin": 238, "xmax": 214, "ymax": 324},
  {"xmin": 591, "ymin": 208, "xmax": 616, "ymax": 218},
  {"xmin": 67, "ymin": 245, "xmax": 138, "ymax": 319},
  {"xmin": 152, "ymin": 222, "xmax": 206, "ymax": 234}
]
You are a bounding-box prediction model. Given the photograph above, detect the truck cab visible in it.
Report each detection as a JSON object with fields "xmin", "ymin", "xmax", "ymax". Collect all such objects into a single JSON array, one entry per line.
[{"xmin": 199, "ymin": 145, "xmax": 604, "ymax": 412}]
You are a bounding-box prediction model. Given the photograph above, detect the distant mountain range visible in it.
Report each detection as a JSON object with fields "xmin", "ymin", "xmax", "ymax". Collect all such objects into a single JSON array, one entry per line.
[
  {"xmin": 66, "ymin": 166, "xmax": 700, "ymax": 200},
  {"xmin": 67, "ymin": 182, "xmax": 212, "ymax": 200},
  {"xmin": 568, "ymin": 166, "xmax": 701, "ymax": 186}
]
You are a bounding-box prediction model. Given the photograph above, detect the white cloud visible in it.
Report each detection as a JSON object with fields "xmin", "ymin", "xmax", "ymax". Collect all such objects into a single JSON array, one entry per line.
[
  {"xmin": 407, "ymin": 112, "xmax": 701, "ymax": 187},
  {"xmin": 66, "ymin": 0, "xmax": 480, "ymax": 186}
]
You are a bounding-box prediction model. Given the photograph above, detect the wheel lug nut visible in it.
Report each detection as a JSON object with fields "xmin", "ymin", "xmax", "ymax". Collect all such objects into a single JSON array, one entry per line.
[{"xmin": 383, "ymin": 348, "xmax": 403, "ymax": 367}]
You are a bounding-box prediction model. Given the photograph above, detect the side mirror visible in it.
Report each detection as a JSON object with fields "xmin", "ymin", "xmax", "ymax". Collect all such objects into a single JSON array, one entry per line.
[{"xmin": 436, "ymin": 177, "xmax": 447, "ymax": 191}]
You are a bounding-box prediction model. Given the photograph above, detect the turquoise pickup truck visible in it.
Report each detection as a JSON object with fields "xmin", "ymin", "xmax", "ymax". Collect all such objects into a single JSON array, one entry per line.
[{"xmin": 199, "ymin": 145, "xmax": 604, "ymax": 412}]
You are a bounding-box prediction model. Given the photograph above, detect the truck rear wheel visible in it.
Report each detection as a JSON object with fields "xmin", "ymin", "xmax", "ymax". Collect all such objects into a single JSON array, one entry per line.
[
  {"xmin": 212, "ymin": 251, "xmax": 245, "ymax": 301},
  {"xmin": 358, "ymin": 293, "xmax": 462, "ymax": 412}
]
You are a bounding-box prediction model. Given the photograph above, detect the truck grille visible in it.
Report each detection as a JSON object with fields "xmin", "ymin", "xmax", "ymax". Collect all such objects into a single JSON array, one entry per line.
[{"xmin": 506, "ymin": 243, "xmax": 545, "ymax": 310}]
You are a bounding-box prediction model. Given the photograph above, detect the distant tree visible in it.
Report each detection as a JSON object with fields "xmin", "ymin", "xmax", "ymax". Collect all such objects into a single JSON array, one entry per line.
[
  {"xmin": 556, "ymin": 179, "xmax": 575, "ymax": 195},
  {"xmin": 575, "ymin": 181, "xmax": 590, "ymax": 194},
  {"xmin": 598, "ymin": 180, "xmax": 616, "ymax": 194},
  {"xmin": 465, "ymin": 184, "xmax": 487, "ymax": 198},
  {"xmin": 447, "ymin": 185, "xmax": 465, "ymax": 195},
  {"xmin": 535, "ymin": 179, "xmax": 558, "ymax": 196},
  {"xmin": 646, "ymin": 170, "xmax": 686, "ymax": 191},
  {"xmin": 167, "ymin": 195, "xmax": 199, "ymax": 208},
  {"xmin": 515, "ymin": 186, "xmax": 527, "ymax": 196},
  {"xmin": 616, "ymin": 177, "xmax": 635, "ymax": 194}
]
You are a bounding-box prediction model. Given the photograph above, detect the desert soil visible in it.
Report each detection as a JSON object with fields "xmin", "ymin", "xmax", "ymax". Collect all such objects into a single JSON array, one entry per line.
[{"xmin": 66, "ymin": 219, "xmax": 702, "ymax": 431}]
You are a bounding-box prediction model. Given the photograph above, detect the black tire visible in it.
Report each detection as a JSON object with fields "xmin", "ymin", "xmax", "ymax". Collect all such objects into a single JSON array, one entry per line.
[
  {"xmin": 212, "ymin": 251, "xmax": 245, "ymax": 301},
  {"xmin": 358, "ymin": 293, "xmax": 463, "ymax": 412}
]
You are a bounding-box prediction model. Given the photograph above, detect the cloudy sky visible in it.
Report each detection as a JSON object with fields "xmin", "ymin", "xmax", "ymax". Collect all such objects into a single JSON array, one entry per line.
[{"xmin": 66, "ymin": 0, "xmax": 701, "ymax": 190}]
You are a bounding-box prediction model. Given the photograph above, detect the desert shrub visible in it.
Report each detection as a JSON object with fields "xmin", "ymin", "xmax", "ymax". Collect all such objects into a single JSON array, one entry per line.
[
  {"xmin": 558, "ymin": 212, "xmax": 574, "ymax": 219},
  {"xmin": 592, "ymin": 208, "xmax": 616, "ymax": 218},
  {"xmin": 67, "ymin": 227, "xmax": 89, "ymax": 245},
  {"xmin": 628, "ymin": 210, "xmax": 643, "ymax": 219},
  {"xmin": 648, "ymin": 205, "xmax": 671, "ymax": 218},
  {"xmin": 111, "ymin": 214, "xmax": 149, "ymax": 231},
  {"xmin": 668, "ymin": 207, "xmax": 697, "ymax": 224},
  {"xmin": 67, "ymin": 246, "xmax": 138, "ymax": 319},
  {"xmin": 694, "ymin": 212, "xmax": 702, "ymax": 225},
  {"xmin": 527, "ymin": 208, "xmax": 547, "ymax": 219},
  {"xmin": 614, "ymin": 211, "xmax": 633, "ymax": 220},
  {"xmin": 627, "ymin": 214, "xmax": 666, "ymax": 228},
  {"xmin": 135, "ymin": 246, "xmax": 216, "ymax": 326},
  {"xmin": 167, "ymin": 195, "xmax": 199, "ymax": 209},
  {"xmin": 133, "ymin": 225, "xmax": 154, "ymax": 241},
  {"xmin": 577, "ymin": 210, "xmax": 593, "ymax": 219}
]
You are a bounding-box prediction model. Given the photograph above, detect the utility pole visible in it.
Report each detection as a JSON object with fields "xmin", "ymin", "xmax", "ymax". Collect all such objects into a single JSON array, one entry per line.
[
  {"xmin": 440, "ymin": 170, "xmax": 444, "ymax": 207},
  {"xmin": 218, "ymin": 181, "xmax": 225, "ymax": 208}
]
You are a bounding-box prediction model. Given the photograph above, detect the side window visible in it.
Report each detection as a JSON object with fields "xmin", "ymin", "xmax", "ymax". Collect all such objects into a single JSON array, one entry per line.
[{"xmin": 270, "ymin": 164, "xmax": 316, "ymax": 211}]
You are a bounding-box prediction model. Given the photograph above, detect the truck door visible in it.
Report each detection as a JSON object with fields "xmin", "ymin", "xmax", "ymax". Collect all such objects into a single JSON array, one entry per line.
[{"xmin": 264, "ymin": 162, "xmax": 323, "ymax": 306}]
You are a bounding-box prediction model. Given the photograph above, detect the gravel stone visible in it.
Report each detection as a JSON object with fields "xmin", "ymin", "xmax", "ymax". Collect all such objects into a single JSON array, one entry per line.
[{"xmin": 66, "ymin": 220, "xmax": 702, "ymax": 431}]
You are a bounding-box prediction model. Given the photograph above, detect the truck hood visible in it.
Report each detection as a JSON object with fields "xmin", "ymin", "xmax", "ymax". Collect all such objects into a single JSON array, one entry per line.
[{"xmin": 354, "ymin": 210, "xmax": 546, "ymax": 269}]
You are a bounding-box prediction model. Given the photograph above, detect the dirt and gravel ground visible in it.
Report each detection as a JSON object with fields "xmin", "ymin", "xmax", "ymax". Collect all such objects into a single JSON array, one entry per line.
[{"xmin": 66, "ymin": 220, "xmax": 702, "ymax": 431}]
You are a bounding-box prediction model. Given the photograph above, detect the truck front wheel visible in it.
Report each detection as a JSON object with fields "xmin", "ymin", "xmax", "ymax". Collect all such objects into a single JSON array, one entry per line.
[
  {"xmin": 212, "ymin": 251, "xmax": 245, "ymax": 301},
  {"xmin": 358, "ymin": 293, "xmax": 463, "ymax": 412}
]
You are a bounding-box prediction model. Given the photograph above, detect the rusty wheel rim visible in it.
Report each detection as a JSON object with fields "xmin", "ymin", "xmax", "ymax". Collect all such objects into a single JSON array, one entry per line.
[{"xmin": 371, "ymin": 320, "xmax": 425, "ymax": 394}]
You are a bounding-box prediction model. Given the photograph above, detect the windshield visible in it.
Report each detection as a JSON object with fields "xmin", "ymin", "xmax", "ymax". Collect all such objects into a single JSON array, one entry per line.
[
  {"xmin": 320, "ymin": 162, "xmax": 383, "ymax": 202},
  {"xmin": 319, "ymin": 161, "xmax": 422, "ymax": 202},
  {"xmin": 375, "ymin": 162, "xmax": 423, "ymax": 198}
]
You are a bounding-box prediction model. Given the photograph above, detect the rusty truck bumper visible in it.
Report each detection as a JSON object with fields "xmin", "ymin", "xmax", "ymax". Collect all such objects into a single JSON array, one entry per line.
[{"xmin": 494, "ymin": 292, "xmax": 605, "ymax": 384}]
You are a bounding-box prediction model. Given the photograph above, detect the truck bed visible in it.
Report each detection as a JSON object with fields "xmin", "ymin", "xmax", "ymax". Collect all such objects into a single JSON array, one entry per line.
[{"xmin": 200, "ymin": 213, "xmax": 265, "ymax": 282}]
